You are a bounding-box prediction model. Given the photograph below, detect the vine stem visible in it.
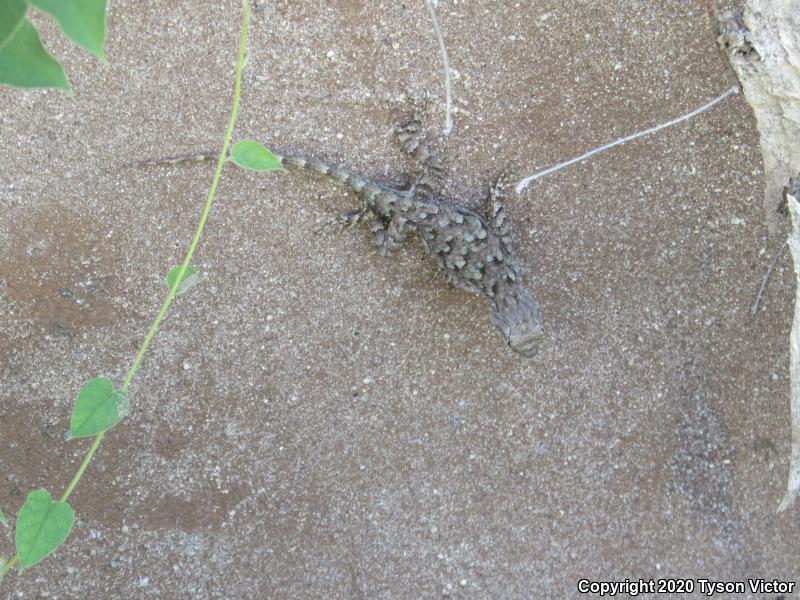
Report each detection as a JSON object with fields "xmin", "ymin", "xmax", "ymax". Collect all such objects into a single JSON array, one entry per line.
[
  {"xmin": 1, "ymin": 0, "xmax": 251, "ymax": 580},
  {"xmin": 121, "ymin": 0, "xmax": 250, "ymax": 393},
  {"xmin": 1, "ymin": 555, "xmax": 16, "ymax": 579}
]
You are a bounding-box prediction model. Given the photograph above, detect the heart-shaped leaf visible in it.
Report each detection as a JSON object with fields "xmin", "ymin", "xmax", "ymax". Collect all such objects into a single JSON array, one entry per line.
[
  {"xmin": 166, "ymin": 265, "xmax": 198, "ymax": 295},
  {"xmin": 0, "ymin": 0, "xmax": 27, "ymax": 51},
  {"xmin": 0, "ymin": 17, "xmax": 69, "ymax": 91},
  {"xmin": 15, "ymin": 489, "xmax": 74, "ymax": 569},
  {"xmin": 229, "ymin": 140, "xmax": 285, "ymax": 172},
  {"xmin": 69, "ymin": 377, "xmax": 128, "ymax": 439},
  {"xmin": 27, "ymin": 0, "xmax": 107, "ymax": 61}
]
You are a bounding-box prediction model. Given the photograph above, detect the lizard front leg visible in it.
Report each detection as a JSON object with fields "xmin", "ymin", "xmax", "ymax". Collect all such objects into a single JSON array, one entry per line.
[{"xmin": 482, "ymin": 171, "xmax": 518, "ymax": 256}]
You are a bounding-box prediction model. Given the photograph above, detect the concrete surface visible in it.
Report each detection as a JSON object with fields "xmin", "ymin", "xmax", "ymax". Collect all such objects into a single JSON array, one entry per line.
[{"xmin": 1, "ymin": 1, "xmax": 798, "ymax": 598}]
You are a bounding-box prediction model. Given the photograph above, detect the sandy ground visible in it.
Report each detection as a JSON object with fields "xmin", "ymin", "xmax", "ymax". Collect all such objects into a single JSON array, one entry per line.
[{"xmin": 1, "ymin": 1, "xmax": 798, "ymax": 598}]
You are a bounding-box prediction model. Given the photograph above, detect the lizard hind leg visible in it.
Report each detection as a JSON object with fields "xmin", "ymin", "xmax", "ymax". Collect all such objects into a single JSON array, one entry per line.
[
  {"xmin": 313, "ymin": 194, "xmax": 369, "ymax": 236},
  {"xmin": 366, "ymin": 213, "xmax": 412, "ymax": 257},
  {"xmin": 316, "ymin": 202, "xmax": 407, "ymax": 257}
]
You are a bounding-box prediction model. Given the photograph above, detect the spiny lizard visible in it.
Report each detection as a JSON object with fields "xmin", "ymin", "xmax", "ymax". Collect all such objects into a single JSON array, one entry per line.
[{"xmin": 134, "ymin": 116, "xmax": 544, "ymax": 357}]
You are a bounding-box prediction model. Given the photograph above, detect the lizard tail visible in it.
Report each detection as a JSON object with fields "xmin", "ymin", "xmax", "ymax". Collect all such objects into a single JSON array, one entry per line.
[
  {"xmin": 278, "ymin": 151, "xmax": 384, "ymax": 197},
  {"xmin": 124, "ymin": 150, "xmax": 218, "ymax": 168},
  {"xmin": 129, "ymin": 148, "xmax": 385, "ymax": 198}
]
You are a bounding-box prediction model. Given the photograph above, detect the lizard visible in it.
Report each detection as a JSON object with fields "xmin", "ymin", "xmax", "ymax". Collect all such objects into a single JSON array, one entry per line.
[{"xmin": 132, "ymin": 111, "xmax": 544, "ymax": 357}]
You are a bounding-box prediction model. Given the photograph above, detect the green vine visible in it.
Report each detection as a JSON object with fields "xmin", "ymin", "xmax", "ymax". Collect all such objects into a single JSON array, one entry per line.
[{"xmin": 2, "ymin": 0, "xmax": 281, "ymax": 581}]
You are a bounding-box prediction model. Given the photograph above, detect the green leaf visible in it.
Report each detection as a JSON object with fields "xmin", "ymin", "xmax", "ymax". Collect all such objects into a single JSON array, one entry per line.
[
  {"xmin": 0, "ymin": 0, "xmax": 27, "ymax": 52},
  {"xmin": 0, "ymin": 506, "xmax": 7, "ymax": 528},
  {"xmin": 166, "ymin": 265, "xmax": 198, "ymax": 295},
  {"xmin": 229, "ymin": 140, "xmax": 285, "ymax": 172},
  {"xmin": 69, "ymin": 377, "xmax": 128, "ymax": 439},
  {"xmin": 15, "ymin": 489, "xmax": 74, "ymax": 569},
  {"xmin": 0, "ymin": 17, "xmax": 70, "ymax": 91},
  {"xmin": 28, "ymin": 0, "xmax": 107, "ymax": 61}
]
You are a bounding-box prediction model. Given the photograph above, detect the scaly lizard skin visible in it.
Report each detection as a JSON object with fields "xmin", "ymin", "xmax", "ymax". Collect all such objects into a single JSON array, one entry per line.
[{"xmin": 134, "ymin": 118, "xmax": 544, "ymax": 356}]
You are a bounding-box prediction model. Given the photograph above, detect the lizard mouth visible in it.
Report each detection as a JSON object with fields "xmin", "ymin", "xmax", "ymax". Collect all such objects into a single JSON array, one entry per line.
[{"xmin": 509, "ymin": 331, "xmax": 543, "ymax": 357}]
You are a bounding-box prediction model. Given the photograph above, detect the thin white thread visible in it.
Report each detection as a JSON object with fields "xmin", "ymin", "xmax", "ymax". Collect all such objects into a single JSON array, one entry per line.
[
  {"xmin": 752, "ymin": 239, "xmax": 789, "ymax": 315},
  {"xmin": 425, "ymin": 0, "xmax": 453, "ymax": 135},
  {"xmin": 515, "ymin": 85, "xmax": 740, "ymax": 193}
]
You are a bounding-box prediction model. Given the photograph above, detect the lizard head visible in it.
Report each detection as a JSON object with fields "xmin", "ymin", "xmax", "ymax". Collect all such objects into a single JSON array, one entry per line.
[{"xmin": 490, "ymin": 282, "xmax": 543, "ymax": 357}]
